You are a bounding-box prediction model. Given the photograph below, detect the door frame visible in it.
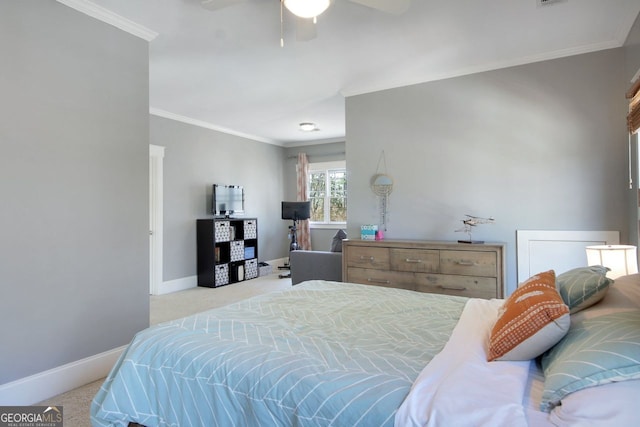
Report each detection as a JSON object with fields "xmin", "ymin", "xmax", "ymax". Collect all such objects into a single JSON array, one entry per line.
[{"xmin": 149, "ymin": 144, "xmax": 165, "ymax": 295}]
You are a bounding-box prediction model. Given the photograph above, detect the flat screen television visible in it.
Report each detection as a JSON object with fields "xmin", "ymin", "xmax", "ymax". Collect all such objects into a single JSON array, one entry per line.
[
  {"xmin": 281, "ymin": 201, "xmax": 311, "ymax": 221},
  {"xmin": 213, "ymin": 184, "xmax": 244, "ymax": 216}
]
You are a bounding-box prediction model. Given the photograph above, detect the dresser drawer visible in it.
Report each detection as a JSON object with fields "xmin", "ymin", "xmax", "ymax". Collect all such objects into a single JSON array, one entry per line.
[
  {"xmin": 345, "ymin": 246, "xmax": 390, "ymax": 270},
  {"xmin": 415, "ymin": 274, "xmax": 497, "ymax": 299},
  {"xmin": 440, "ymin": 250, "xmax": 497, "ymax": 277},
  {"xmin": 342, "ymin": 240, "xmax": 505, "ymax": 299},
  {"xmin": 390, "ymin": 249, "xmax": 439, "ymax": 273},
  {"xmin": 346, "ymin": 267, "xmax": 414, "ymax": 291}
]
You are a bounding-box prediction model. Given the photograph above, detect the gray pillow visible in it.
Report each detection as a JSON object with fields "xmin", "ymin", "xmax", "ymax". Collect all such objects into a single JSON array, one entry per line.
[{"xmin": 330, "ymin": 229, "xmax": 347, "ymax": 252}]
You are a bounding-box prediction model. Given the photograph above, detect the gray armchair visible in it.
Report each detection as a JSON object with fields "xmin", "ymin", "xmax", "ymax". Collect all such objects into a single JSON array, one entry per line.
[{"xmin": 289, "ymin": 250, "xmax": 343, "ymax": 285}]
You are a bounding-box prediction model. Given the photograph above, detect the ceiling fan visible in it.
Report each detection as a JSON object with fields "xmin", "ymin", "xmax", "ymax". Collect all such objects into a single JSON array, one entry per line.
[{"xmin": 201, "ymin": 0, "xmax": 411, "ymax": 44}]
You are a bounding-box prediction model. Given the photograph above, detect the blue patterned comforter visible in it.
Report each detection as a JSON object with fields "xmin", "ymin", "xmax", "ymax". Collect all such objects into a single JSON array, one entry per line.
[{"xmin": 91, "ymin": 280, "xmax": 467, "ymax": 427}]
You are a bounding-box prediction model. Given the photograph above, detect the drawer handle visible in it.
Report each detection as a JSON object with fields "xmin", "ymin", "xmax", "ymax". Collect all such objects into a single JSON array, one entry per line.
[
  {"xmin": 437, "ymin": 285, "xmax": 467, "ymax": 291},
  {"xmin": 368, "ymin": 278, "xmax": 391, "ymax": 284},
  {"xmin": 404, "ymin": 258, "xmax": 423, "ymax": 263},
  {"xmin": 360, "ymin": 256, "xmax": 375, "ymax": 262},
  {"xmin": 456, "ymin": 260, "xmax": 476, "ymax": 266}
]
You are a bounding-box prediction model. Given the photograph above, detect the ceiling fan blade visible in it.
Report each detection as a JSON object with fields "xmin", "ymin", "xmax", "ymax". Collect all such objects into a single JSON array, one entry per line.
[
  {"xmin": 296, "ymin": 18, "xmax": 317, "ymax": 42},
  {"xmin": 201, "ymin": 0, "xmax": 245, "ymax": 11},
  {"xmin": 348, "ymin": 0, "xmax": 410, "ymax": 14}
]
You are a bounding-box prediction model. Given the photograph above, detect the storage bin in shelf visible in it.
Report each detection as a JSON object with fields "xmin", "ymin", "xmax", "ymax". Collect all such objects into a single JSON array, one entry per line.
[
  {"xmin": 230, "ymin": 240, "xmax": 245, "ymax": 262},
  {"xmin": 244, "ymin": 220, "xmax": 257, "ymax": 239},
  {"xmin": 214, "ymin": 221, "xmax": 231, "ymax": 242},
  {"xmin": 245, "ymin": 259, "xmax": 258, "ymax": 280},
  {"xmin": 215, "ymin": 264, "xmax": 229, "ymax": 286}
]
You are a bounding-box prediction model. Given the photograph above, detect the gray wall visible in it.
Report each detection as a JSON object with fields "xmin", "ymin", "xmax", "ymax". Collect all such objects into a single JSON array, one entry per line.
[
  {"xmin": 151, "ymin": 116, "xmax": 288, "ymax": 280},
  {"xmin": 0, "ymin": 1, "xmax": 149, "ymax": 385},
  {"xmin": 346, "ymin": 48, "xmax": 630, "ymax": 295},
  {"xmin": 626, "ymin": 12, "xmax": 640, "ymax": 79},
  {"xmin": 283, "ymin": 142, "xmax": 347, "ymax": 251}
]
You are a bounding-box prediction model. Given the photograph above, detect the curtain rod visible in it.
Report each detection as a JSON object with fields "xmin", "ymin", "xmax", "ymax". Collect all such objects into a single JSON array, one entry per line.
[{"xmin": 287, "ymin": 151, "xmax": 345, "ymax": 159}]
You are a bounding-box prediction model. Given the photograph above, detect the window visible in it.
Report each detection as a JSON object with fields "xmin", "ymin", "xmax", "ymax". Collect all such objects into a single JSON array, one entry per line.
[{"xmin": 308, "ymin": 161, "xmax": 347, "ymax": 225}]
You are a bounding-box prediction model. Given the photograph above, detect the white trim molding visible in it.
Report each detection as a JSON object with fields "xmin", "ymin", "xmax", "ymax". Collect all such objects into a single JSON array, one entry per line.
[
  {"xmin": 342, "ymin": 40, "xmax": 623, "ymax": 98},
  {"xmin": 157, "ymin": 275, "xmax": 197, "ymax": 295},
  {"xmin": 150, "ymin": 108, "xmax": 281, "ymax": 146},
  {"xmin": 149, "ymin": 145, "xmax": 165, "ymax": 296},
  {"xmin": 0, "ymin": 346, "xmax": 126, "ymax": 405},
  {"xmin": 56, "ymin": 0, "xmax": 158, "ymax": 41}
]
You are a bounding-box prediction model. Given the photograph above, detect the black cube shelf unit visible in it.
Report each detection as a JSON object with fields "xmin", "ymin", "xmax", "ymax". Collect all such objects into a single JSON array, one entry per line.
[{"xmin": 196, "ymin": 218, "xmax": 258, "ymax": 287}]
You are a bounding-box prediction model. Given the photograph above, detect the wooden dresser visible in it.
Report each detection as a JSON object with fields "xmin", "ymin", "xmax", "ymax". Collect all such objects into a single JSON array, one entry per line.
[{"xmin": 342, "ymin": 239, "xmax": 506, "ymax": 299}]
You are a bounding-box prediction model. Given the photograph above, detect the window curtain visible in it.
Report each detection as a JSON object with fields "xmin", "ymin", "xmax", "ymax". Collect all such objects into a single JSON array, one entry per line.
[
  {"xmin": 296, "ymin": 153, "xmax": 312, "ymax": 250},
  {"xmin": 626, "ymin": 78, "xmax": 640, "ymax": 189}
]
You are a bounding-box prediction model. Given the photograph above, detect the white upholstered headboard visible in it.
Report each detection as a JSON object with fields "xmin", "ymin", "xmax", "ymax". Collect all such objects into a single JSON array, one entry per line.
[{"xmin": 516, "ymin": 230, "xmax": 619, "ymax": 283}]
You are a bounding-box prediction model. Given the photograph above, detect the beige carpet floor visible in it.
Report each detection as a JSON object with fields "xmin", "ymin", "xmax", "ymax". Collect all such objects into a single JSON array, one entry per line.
[{"xmin": 37, "ymin": 272, "xmax": 292, "ymax": 426}]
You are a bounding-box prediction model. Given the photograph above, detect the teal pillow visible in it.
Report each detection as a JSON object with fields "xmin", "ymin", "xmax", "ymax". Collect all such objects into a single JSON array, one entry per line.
[
  {"xmin": 556, "ymin": 266, "xmax": 612, "ymax": 313},
  {"xmin": 540, "ymin": 311, "xmax": 640, "ymax": 412}
]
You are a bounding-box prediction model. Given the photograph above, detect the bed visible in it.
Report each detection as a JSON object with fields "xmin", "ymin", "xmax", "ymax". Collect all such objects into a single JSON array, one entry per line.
[{"xmin": 91, "ymin": 272, "xmax": 640, "ymax": 427}]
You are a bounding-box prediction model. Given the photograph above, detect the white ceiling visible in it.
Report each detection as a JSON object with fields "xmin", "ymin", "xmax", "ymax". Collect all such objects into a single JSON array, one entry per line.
[{"xmin": 82, "ymin": 0, "xmax": 640, "ymax": 146}]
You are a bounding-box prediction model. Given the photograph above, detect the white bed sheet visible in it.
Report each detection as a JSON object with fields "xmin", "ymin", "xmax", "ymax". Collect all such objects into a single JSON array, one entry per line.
[
  {"xmin": 397, "ymin": 274, "xmax": 640, "ymax": 427},
  {"xmin": 523, "ymin": 359, "xmax": 553, "ymax": 427},
  {"xmin": 395, "ymin": 298, "xmax": 548, "ymax": 427}
]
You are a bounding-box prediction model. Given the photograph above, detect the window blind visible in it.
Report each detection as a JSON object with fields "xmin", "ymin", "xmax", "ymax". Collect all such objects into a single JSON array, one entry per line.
[{"xmin": 626, "ymin": 77, "xmax": 640, "ymax": 134}]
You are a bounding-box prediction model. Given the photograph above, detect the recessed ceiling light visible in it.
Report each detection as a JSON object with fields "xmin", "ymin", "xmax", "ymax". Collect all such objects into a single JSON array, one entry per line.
[{"xmin": 299, "ymin": 122, "xmax": 318, "ymax": 132}]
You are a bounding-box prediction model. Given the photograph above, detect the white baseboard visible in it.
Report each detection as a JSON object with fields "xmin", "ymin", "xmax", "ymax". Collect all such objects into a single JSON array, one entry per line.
[
  {"xmin": 155, "ymin": 261, "xmax": 288, "ymax": 296},
  {"xmin": 156, "ymin": 275, "xmax": 197, "ymax": 295},
  {"xmin": 0, "ymin": 345, "xmax": 126, "ymax": 405},
  {"xmin": 1, "ymin": 263, "xmax": 290, "ymax": 404}
]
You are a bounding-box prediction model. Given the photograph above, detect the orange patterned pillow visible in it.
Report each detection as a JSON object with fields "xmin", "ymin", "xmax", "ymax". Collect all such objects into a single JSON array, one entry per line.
[{"xmin": 488, "ymin": 270, "xmax": 570, "ymax": 361}]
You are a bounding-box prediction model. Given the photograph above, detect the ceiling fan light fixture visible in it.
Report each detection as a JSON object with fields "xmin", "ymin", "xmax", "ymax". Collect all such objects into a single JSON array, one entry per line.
[
  {"xmin": 299, "ymin": 122, "xmax": 318, "ymax": 132},
  {"xmin": 283, "ymin": 0, "xmax": 330, "ymax": 18}
]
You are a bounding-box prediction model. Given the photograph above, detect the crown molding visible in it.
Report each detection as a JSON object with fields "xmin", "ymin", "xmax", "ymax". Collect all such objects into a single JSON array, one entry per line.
[
  {"xmin": 342, "ymin": 39, "xmax": 623, "ymax": 98},
  {"xmin": 282, "ymin": 137, "xmax": 346, "ymax": 148},
  {"xmin": 150, "ymin": 108, "xmax": 283, "ymax": 146},
  {"xmin": 56, "ymin": 0, "xmax": 158, "ymax": 42},
  {"xmin": 150, "ymin": 108, "xmax": 346, "ymax": 146}
]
